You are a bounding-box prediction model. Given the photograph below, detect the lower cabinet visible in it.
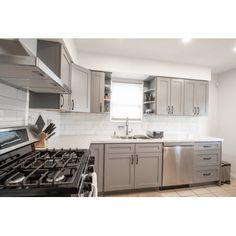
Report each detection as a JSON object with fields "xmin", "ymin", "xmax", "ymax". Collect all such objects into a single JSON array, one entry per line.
[
  {"xmin": 193, "ymin": 166, "xmax": 220, "ymax": 183},
  {"xmin": 104, "ymin": 143, "xmax": 162, "ymax": 192},
  {"xmin": 104, "ymin": 153, "xmax": 134, "ymax": 191},
  {"xmin": 89, "ymin": 144, "xmax": 104, "ymax": 193},
  {"xmin": 193, "ymin": 142, "xmax": 221, "ymax": 184},
  {"xmin": 134, "ymin": 152, "xmax": 162, "ymax": 189}
]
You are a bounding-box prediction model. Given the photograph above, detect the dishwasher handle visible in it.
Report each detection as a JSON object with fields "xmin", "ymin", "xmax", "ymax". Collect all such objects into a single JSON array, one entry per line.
[{"xmin": 164, "ymin": 145, "xmax": 194, "ymax": 149}]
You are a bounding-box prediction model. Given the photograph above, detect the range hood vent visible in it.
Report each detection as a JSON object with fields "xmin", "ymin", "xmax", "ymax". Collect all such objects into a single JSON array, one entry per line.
[{"xmin": 0, "ymin": 40, "xmax": 71, "ymax": 94}]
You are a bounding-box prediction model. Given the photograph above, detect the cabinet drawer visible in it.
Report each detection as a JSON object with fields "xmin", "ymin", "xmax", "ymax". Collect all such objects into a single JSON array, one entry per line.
[
  {"xmin": 194, "ymin": 142, "xmax": 221, "ymax": 151},
  {"xmin": 105, "ymin": 144, "xmax": 135, "ymax": 154},
  {"xmin": 193, "ymin": 166, "xmax": 220, "ymax": 183},
  {"xmin": 194, "ymin": 150, "xmax": 221, "ymax": 167},
  {"xmin": 136, "ymin": 143, "xmax": 162, "ymax": 153}
]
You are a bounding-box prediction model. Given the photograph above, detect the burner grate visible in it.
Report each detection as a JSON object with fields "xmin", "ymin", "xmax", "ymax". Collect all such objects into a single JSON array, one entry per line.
[{"xmin": 0, "ymin": 148, "xmax": 88, "ymax": 190}]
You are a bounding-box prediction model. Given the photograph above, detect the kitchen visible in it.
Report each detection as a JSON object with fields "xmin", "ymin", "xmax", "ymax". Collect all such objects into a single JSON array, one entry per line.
[
  {"xmin": 0, "ymin": 38, "xmax": 235, "ymax": 197},
  {"xmin": 2, "ymin": 1, "xmax": 236, "ymax": 236}
]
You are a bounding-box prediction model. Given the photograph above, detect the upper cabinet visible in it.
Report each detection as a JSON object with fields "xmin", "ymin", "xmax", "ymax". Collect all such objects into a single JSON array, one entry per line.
[
  {"xmin": 29, "ymin": 40, "xmax": 72, "ymax": 110},
  {"xmin": 184, "ymin": 80, "xmax": 208, "ymax": 116},
  {"xmin": 156, "ymin": 77, "xmax": 184, "ymax": 115},
  {"xmin": 90, "ymin": 71, "xmax": 105, "ymax": 113},
  {"xmin": 71, "ymin": 64, "xmax": 91, "ymax": 112}
]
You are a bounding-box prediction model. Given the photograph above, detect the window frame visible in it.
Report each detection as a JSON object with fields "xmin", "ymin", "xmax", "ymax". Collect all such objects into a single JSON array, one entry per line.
[{"xmin": 110, "ymin": 79, "xmax": 143, "ymax": 122}]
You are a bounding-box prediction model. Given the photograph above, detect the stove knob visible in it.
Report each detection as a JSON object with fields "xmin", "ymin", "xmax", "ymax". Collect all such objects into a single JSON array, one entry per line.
[
  {"xmin": 88, "ymin": 156, "xmax": 95, "ymax": 165},
  {"xmin": 83, "ymin": 182, "xmax": 92, "ymax": 192},
  {"xmin": 86, "ymin": 165, "xmax": 94, "ymax": 173},
  {"xmin": 84, "ymin": 175, "xmax": 92, "ymax": 183}
]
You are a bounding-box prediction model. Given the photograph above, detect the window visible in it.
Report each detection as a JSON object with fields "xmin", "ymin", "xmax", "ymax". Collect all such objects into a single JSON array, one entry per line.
[{"xmin": 111, "ymin": 80, "xmax": 143, "ymax": 121}]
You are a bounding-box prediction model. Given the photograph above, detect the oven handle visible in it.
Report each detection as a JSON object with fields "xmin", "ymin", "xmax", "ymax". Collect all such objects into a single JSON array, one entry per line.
[
  {"xmin": 90, "ymin": 172, "xmax": 98, "ymax": 197},
  {"xmin": 78, "ymin": 172, "xmax": 98, "ymax": 197}
]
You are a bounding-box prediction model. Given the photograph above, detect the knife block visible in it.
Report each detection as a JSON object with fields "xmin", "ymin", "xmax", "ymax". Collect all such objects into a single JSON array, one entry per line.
[{"xmin": 34, "ymin": 132, "xmax": 48, "ymax": 149}]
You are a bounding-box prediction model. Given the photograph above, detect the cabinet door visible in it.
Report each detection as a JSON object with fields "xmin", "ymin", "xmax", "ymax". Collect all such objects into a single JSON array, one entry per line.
[
  {"xmin": 134, "ymin": 152, "xmax": 162, "ymax": 189},
  {"xmin": 170, "ymin": 79, "xmax": 184, "ymax": 115},
  {"xmin": 184, "ymin": 80, "xmax": 196, "ymax": 116},
  {"xmin": 90, "ymin": 144, "xmax": 104, "ymax": 193},
  {"xmin": 196, "ymin": 81, "xmax": 208, "ymax": 116},
  {"xmin": 90, "ymin": 71, "xmax": 105, "ymax": 113},
  {"xmin": 60, "ymin": 46, "xmax": 71, "ymax": 110},
  {"xmin": 61, "ymin": 46, "xmax": 71, "ymax": 86},
  {"xmin": 71, "ymin": 64, "xmax": 91, "ymax": 112},
  {"xmin": 104, "ymin": 153, "xmax": 135, "ymax": 192},
  {"xmin": 156, "ymin": 77, "xmax": 170, "ymax": 115}
]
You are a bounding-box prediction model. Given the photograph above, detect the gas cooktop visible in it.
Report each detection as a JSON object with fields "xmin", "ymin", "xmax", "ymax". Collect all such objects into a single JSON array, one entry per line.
[{"xmin": 0, "ymin": 126, "xmax": 95, "ymax": 197}]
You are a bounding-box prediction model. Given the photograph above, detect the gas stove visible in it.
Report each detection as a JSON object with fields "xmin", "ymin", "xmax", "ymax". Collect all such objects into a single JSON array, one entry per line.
[{"xmin": 0, "ymin": 126, "xmax": 96, "ymax": 197}]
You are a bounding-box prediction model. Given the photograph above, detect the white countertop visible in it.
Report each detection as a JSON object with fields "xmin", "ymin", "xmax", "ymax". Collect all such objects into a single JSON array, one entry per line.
[{"xmin": 45, "ymin": 135, "xmax": 224, "ymax": 150}]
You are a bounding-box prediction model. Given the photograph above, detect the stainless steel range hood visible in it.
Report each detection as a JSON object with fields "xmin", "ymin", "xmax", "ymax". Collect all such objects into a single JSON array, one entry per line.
[{"xmin": 0, "ymin": 40, "xmax": 71, "ymax": 94}]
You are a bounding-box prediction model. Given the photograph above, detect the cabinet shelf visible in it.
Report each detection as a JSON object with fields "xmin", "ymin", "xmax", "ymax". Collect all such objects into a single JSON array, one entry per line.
[
  {"xmin": 144, "ymin": 101, "xmax": 155, "ymax": 104},
  {"xmin": 144, "ymin": 88, "xmax": 155, "ymax": 93}
]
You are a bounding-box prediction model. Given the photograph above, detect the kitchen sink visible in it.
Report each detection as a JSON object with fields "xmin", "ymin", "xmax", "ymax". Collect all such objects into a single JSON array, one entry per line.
[
  {"xmin": 112, "ymin": 135, "xmax": 151, "ymax": 140},
  {"xmin": 120, "ymin": 136, "xmax": 136, "ymax": 139}
]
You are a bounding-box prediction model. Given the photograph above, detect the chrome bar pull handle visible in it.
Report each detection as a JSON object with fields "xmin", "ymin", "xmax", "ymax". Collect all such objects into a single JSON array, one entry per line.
[{"xmin": 131, "ymin": 154, "xmax": 134, "ymax": 165}]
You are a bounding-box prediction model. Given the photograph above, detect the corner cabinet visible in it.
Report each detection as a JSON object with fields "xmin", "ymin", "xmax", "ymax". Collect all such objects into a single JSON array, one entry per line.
[
  {"xmin": 156, "ymin": 77, "xmax": 184, "ymax": 115},
  {"xmin": 90, "ymin": 71, "xmax": 105, "ymax": 113},
  {"xmin": 184, "ymin": 80, "xmax": 209, "ymax": 116},
  {"xmin": 70, "ymin": 64, "xmax": 91, "ymax": 112},
  {"xmin": 104, "ymin": 143, "xmax": 162, "ymax": 192}
]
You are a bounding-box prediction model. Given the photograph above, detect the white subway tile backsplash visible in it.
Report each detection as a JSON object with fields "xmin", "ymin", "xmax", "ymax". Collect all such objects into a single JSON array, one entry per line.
[
  {"xmin": 0, "ymin": 83, "xmax": 28, "ymax": 128},
  {"xmin": 59, "ymin": 112, "xmax": 211, "ymax": 137},
  {"xmin": 28, "ymin": 109, "xmax": 61, "ymax": 136}
]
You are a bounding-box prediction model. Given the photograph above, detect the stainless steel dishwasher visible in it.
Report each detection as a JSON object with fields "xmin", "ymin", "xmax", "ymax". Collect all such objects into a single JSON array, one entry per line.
[{"xmin": 162, "ymin": 142, "xmax": 194, "ymax": 187}]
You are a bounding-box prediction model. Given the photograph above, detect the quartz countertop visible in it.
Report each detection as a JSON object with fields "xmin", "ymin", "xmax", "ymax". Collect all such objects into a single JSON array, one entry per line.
[{"xmin": 44, "ymin": 135, "xmax": 224, "ymax": 150}]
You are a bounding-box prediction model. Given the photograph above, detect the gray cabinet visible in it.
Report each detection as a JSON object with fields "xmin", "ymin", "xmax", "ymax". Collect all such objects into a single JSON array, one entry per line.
[
  {"xmin": 170, "ymin": 79, "xmax": 184, "ymax": 115},
  {"xmin": 104, "ymin": 153, "xmax": 135, "ymax": 191},
  {"xmin": 90, "ymin": 144, "xmax": 104, "ymax": 193},
  {"xmin": 104, "ymin": 143, "xmax": 162, "ymax": 192},
  {"xmin": 71, "ymin": 64, "xmax": 91, "ymax": 112},
  {"xmin": 196, "ymin": 81, "xmax": 208, "ymax": 116},
  {"xmin": 156, "ymin": 77, "xmax": 170, "ymax": 115},
  {"xmin": 193, "ymin": 142, "xmax": 221, "ymax": 184},
  {"xmin": 156, "ymin": 77, "xmax": 184, "ymax": 115},
  {"xmin": 134, "ymin": 152, "xmax": 162, "ymax": 189},
  {"xmin": 29, "ymin": 40, "xmax": 72, "ymax": 110},
  {"xmin": 60, "ymin": 46, "xmax": 71, "ymax": 111},
  {"xmin": 184, "ymin": 80, "xmax": 209, "ymax": 116},
  {"xmin": 90, "ymin": 71, "xmax": 105, "ymax": 113}
]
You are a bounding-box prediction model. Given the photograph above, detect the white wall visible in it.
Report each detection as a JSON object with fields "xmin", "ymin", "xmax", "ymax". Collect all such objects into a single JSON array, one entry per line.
[
  {"xmin": 74, "ymin": 52, "xmax": 211, "ymax": 81},
  {"xmin": 217, "ymin": 69, "xmax": 236, "ymax": 176}
]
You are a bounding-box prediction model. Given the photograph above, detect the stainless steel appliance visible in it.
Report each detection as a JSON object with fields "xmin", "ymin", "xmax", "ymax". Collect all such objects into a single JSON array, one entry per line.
[
  {"xmin": 0, "ymin": 39, "xmax": 71, "ymax": 94},
  {"xmin": 0, "ymin": 126, "xmax": 96, "ymax": 197},
  {"xmin": 221, "ymin": 161, "xmax": 231, "ymax": 184},
  {"xmin": 162, "ymin": 142, "xmax": 194, "ymax": 187}
]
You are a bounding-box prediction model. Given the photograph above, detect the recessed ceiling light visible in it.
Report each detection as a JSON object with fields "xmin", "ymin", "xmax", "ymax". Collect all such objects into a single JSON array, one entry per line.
[
  {"xmin": 182, "ymin": 38, "xmax": 192, "ymax": 43},
  {"xmin": 233, "ymin": 47, "xmax": 236, "ymax": 52}
]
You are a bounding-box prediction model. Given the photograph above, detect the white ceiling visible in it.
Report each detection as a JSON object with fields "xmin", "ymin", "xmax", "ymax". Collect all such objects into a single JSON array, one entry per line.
[{"xmin": 74, "ymin": 39, "xmax": 236, "ymax": 74}]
